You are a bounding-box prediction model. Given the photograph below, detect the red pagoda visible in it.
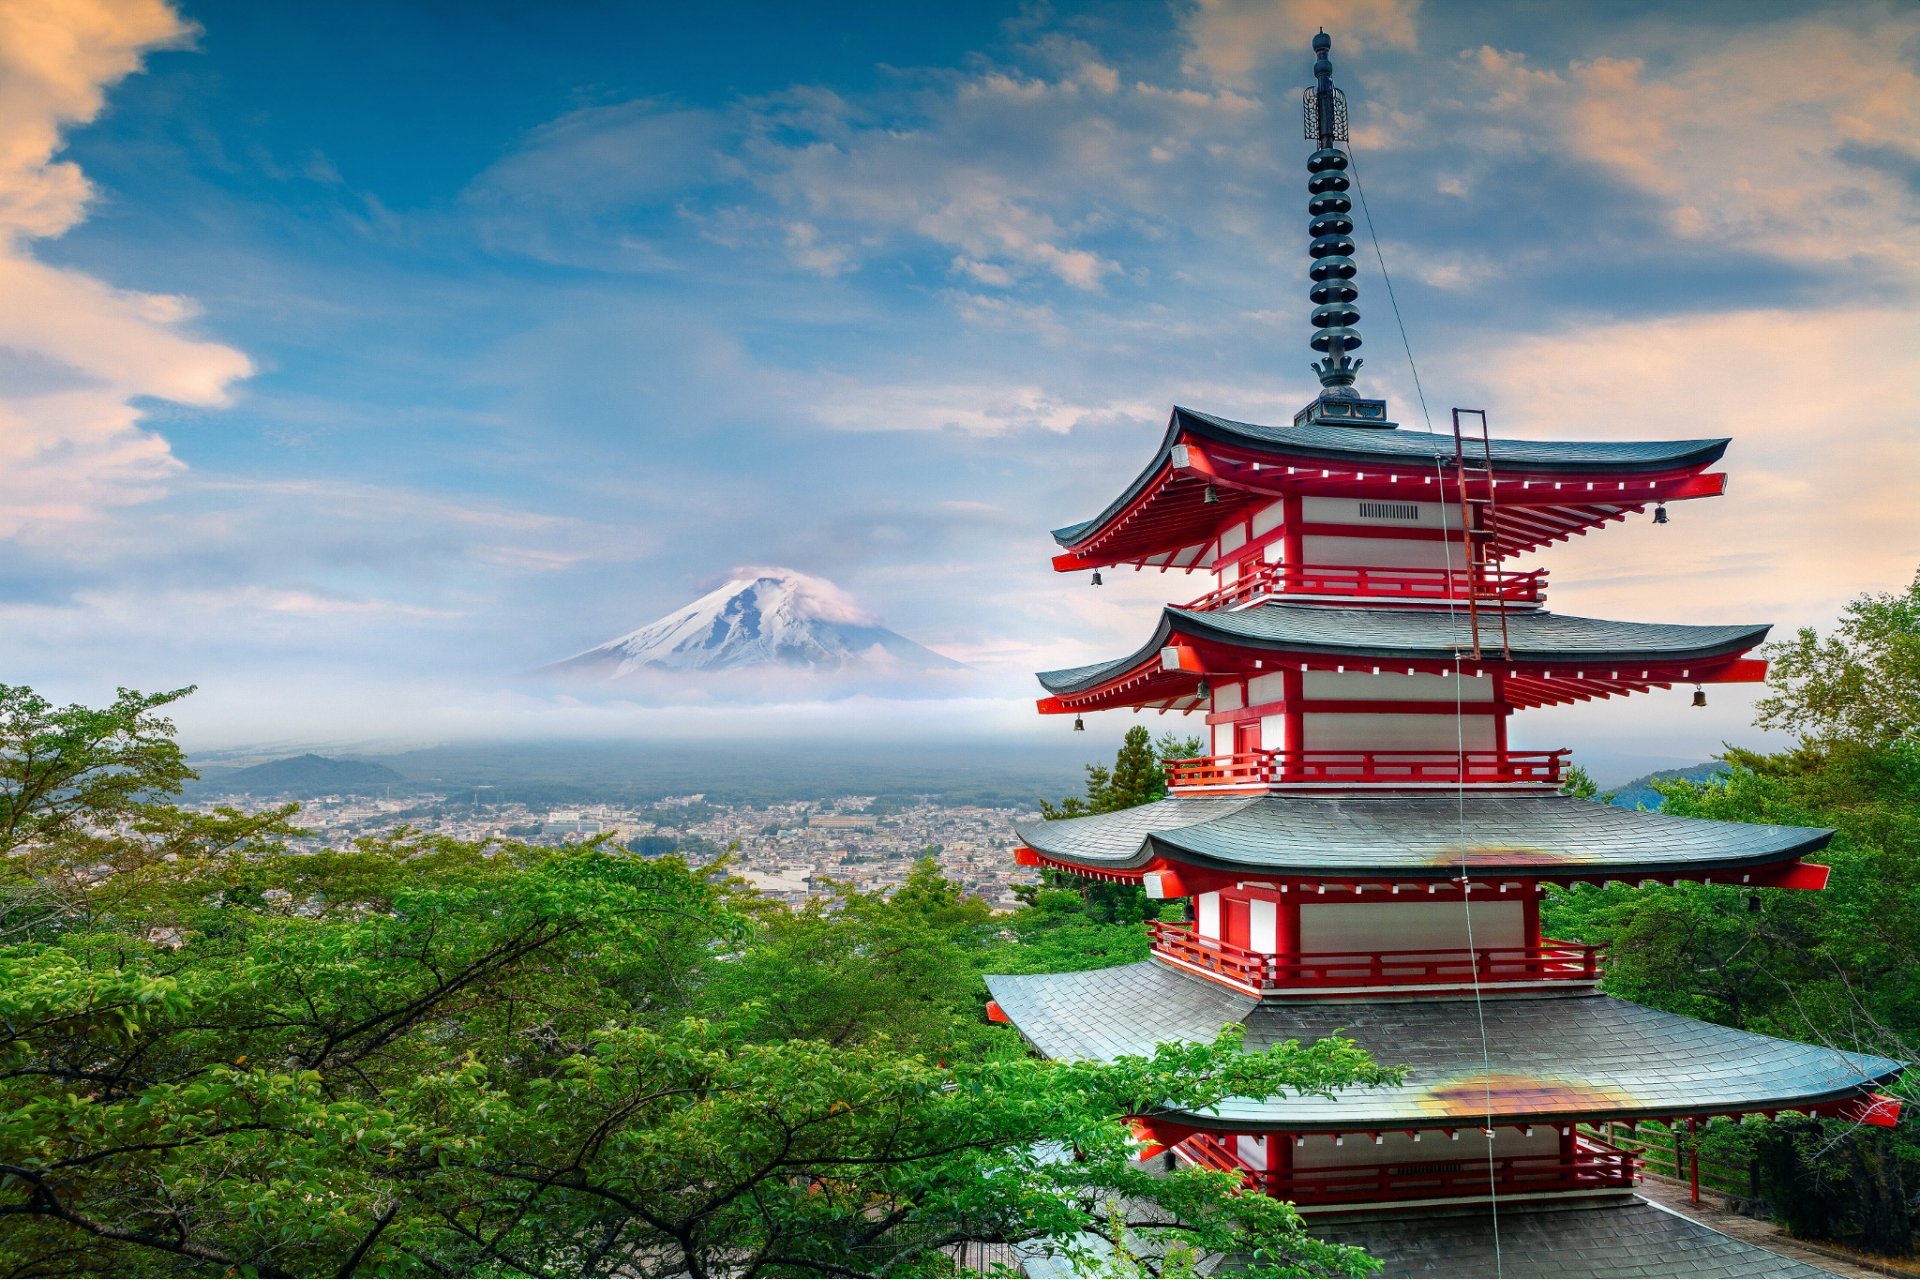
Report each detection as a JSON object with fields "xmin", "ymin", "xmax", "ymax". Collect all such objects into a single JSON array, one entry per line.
[{"xmin": 985, "ymin": 32, "xmax": 1902, "ymax": 1277}]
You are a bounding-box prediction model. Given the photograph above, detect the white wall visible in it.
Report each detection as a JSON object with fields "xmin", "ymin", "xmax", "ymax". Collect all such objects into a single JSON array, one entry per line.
[
  {"xmin": 1303, "ymin": 712, "xmax": 1496, "ymax": 752},
  {"xmin": 1249, "ymin": 899, "xmax": 1278, "ymax": 953},
  {"xmin": 1298, "ymin": 900, "xmax": 1526, "ymax": 953},
  {"xmin": 1238, "ymin": 1134, "xmax": 1270, "ymax": 1170},
  {"xmin": 1196, "ymin": 892, "xmax": 1221, "ymax": 940},
  {"xmin": 1252, "ymin": 500, "xmax": 1286, "ymax": 539},
  {"xmin": 1291, "ymin": 1125, "xmax": 1559, "ymax": 1171},
  {"xmin": 1303, "ymin": 535, "xmax": 1456, "ymax": 570},
  {"xmin": 1305, "ymin": 671, "xmax": 1494, "ymax": 703}
]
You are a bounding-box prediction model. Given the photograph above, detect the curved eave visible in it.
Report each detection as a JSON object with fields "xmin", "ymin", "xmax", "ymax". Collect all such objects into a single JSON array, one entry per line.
[
  {"xmin": 983, "ymin": 965, "xmax": 1904, "ymax": 1131},
  {"xmin": 1012, "ymin": 792, "xmax": 1834, "ymax": 882},
  {"xmin": 1051, "ymin": 407, "xmax": 1732, "ymax": 566},
  {"xmin": 1036, "ymin": 606, "xmax": 1770, "ymax": 710}
]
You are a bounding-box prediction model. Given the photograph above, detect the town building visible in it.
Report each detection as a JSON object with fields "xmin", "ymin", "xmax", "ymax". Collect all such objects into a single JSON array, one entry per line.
[{"xmin": 985, "ymin": 32, "xmax": 1902, "ymax": 1277}]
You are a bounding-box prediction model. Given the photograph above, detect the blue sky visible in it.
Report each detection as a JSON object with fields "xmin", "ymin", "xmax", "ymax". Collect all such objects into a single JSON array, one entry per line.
[{"xmin": 2, "ymin": 0, "xmax": 1916, "ymax": 779}]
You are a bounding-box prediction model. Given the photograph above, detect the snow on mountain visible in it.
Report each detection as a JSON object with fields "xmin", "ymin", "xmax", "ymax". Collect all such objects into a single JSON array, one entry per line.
[{"xmin": 546, "ymin": 569, "xmax": 967, "ymax": 681}]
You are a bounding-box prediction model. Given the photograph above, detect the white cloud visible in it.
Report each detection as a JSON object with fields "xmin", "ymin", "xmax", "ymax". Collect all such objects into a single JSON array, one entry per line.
[
  {"xmin": 0, "ymin": 0, "xmax": 251, "ymax": 536},
  {"xmin": 807, "ymin": 377, "xmax": 1157, "ymax": 436},
  {"xmin": 1468, "ymin": 12, "xmax": 1920, "ymax": 280},
  {"xmin": 1466, "ymin": 306, "xmax": 1920, "ymax": 628},
  {"xmin": 1181, "ymin": 0, "xmax": 1421, "ymax": 88}
]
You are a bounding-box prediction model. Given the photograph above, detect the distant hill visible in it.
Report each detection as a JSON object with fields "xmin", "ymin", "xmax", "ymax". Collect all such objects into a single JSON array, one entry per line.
[
  {"xmin": 194, "ymin": 753, "xmax": 409, "ymax": 797},
  {"xmin": 1604, "ymin": 762, "xmax": 1728, "ymax": 811}
]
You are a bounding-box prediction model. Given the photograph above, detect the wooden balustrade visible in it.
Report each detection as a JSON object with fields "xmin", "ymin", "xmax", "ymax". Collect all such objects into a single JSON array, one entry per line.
[
  {"xmin": 1184, "ymin": 562, "xmax": 1547, "ymax": 611},
  {"xmin": 1163, "ymin": 747, "xmax": 1570, "ymax": 790},
  {"xmin": 1175, "ymin": 1133, "xmax": 1639, "ymax": 1206},
  {"xmin": 1148, "ymin": 921, "xmax": 1604, "ymax": 992}
]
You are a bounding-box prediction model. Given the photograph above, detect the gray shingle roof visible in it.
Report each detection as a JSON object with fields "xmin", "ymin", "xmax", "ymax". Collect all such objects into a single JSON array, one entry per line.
[
  {"xmin": 1053, "ymin": 406, "xmax": 1731, "ymax": 547},
  {"xmin": 1312, "ymin": 1197, "xmax": 1833, "ymax": 1279},
  {"xmin": 1036, "ymin": 605, "xmax": 1769, "ymax": 694},
  {"xmin": 983, "ymin": 962, "xmax": 1903, "ymax": 1129},
  {"xmin": 1014, "ymin": 791, "xmax": 1832, "ymax": 879}
]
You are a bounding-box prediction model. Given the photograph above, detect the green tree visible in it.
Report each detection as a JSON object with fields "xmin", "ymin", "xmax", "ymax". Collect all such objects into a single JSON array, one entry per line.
[
  {"xmin": 0, "ymin": 687, "xmax": 1391, "ymax": 1277},
  {"xmin": 1543, "ymin": 571, "xmax": 1920, "ymax": 1252},
  {"xmin": 1758, "ymin": 568, "xmax": 1920, "ymax": 748}
]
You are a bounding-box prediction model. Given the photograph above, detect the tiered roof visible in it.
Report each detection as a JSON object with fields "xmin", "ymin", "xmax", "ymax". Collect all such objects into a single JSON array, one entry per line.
[
  {"xmin": 1052, "ymin": 408, "xmax": 1731, "ymax": 570},
  {"xmin": 986, "ymin": 962, "xmax": 1902, "ymax": 1131},
  {"xmin": 1014, "ymin": 792, "xmax": 1832, "ymax": 883}
]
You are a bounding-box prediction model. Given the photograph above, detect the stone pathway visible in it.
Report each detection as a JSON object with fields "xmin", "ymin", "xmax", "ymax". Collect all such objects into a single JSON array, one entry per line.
[{"xmin": 1636, "ymin": 1174, "xmax": 1913, "ymax": 1279}]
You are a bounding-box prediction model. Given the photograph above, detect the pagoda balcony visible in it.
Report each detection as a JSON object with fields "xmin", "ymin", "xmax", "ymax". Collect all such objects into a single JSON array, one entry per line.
[
  {"xmin": 1177, "ymin": 1132, "xmax": 1639, "ymax": 1207},
  {"xmin": 1181, "ymin": 562, "xmax": 1547, "ymax": 612},
  {"xmin": 1147, "ymin": 921, "xmax": 1605, "ymax": 995},
  {"xmin": 1162, "ymin": 747, "xmax": 1570, "ymax": 792}
]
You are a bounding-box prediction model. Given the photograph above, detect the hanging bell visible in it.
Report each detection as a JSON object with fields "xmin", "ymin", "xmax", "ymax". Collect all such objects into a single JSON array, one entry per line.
[
  {"xmin": 1091, "ymin": 570, "xmax": 1103, "ymax": 587},
  {"xmin": 1653, "ymin": 503, "xmax": 1669, "ymax": 525},
  {"xmin": 1691, "ymin": 685, "xmax": 1707, "ymax": 708},
  {"xmin": 1747, "ymin": 893, "xmax": 1763, "ymax": 914},
  {"xmin": 1195, "ymin": 680, "xmax": 1212, "ymax": 701},
  {"xmin": 1202, "ymin": 484, "xmax": 1220, "ymax": 505},
  {"xmin": 1073, "ymin": 715, "xmax": 1086, "ymax": 731}
]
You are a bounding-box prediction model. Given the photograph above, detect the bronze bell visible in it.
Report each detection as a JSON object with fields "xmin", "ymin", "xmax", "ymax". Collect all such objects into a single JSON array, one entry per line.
[
  {"xmin": 1692, "ymin": 686, "xmax": 1707, "ymax": 708},
  {"xmin": 1203, "ymin": 484, "xmax": 1220, "ymax": 505},
  {"xmin": 1091, "ymin": 570, "xmax": 1103, "ymax": 587},
  {"xmin": 1653, "ymin": 503, "xmax": 1669, "ymax": 525},
  {"xmin": 1073, "ymin": 716, "xmax": 1086, "ymax": 731}
]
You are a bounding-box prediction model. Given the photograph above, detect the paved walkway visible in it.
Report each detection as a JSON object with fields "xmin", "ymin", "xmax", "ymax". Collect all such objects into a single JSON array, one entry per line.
[{"xmin": 1637, "ymin": 1174, "xmax": 1912, "ymax": 1279}]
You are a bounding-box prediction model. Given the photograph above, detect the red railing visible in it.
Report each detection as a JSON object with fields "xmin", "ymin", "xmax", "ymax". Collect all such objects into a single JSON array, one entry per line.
[
  {"xmin": 1179, "ymin": 1133, "xmax": 1639, "ymax": 1206},
  {"xmin": 1148, "ymin": 921, "xmax": 1605, "ymax": 991},
  {"xmin": 1163, "ymin": 748, "xmax": 1569, "ymax": 789},
  {"xmin": 1184, "ymin": 562, "xmax": 1547, "ymax": 611}
]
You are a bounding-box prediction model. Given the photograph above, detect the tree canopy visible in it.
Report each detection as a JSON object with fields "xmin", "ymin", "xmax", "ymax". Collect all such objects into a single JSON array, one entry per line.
[{"xmin": 0, "ymin": 687, "xmax": 1390, "ymax": 1278}]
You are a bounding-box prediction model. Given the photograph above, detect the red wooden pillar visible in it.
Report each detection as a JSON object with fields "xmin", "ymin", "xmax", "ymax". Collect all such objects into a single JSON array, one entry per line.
[
  {"xmin": 1688, "ymin": 1117, "xmax": 1700, "ymax": 1205},
  {"xmin": 1283, "ymin": 667, "xmax": 1305, "ymax": 755},
  {"xmin": 1280, "ymin": 491, "xmax": 1303, "ymax": 568}
]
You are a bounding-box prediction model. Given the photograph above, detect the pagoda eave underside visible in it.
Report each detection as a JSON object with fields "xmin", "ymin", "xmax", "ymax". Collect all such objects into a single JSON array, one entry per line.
[
  {"xmin": 1051, "ymin": 408, "xmax": 1732, "ymax": 570},
  {"xmin": 983, "ymin": 963, "xmax": 1903, "ymax": 1131},
  {"xmin": 1037, "ymin": 607, "xmax": 1769, "ymax": 713},
  {"xmin": 1010, "ymin": 792, "xmax": 1833, "ymax": 885}
]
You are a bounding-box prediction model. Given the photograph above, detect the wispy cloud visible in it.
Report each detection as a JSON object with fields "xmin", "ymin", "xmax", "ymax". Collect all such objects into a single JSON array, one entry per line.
[{"xmin": 0, "ymin": 0, "xmax": 251, "ymax": 535}]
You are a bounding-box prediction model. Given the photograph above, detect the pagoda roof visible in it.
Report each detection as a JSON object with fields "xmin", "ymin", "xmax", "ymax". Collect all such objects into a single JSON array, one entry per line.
[
  {"xmin": 983, "ymin": 962, "xmax": 1903, "ymax": 1130},
  {"xmin": 1013, "ymin": 792, "xmax": 1831, "ymax": 881},
  {"xmin": 1052, "ymin": 406, "xmax": 1731, "ymax": 556},
  {"xmin": 1311, "ymin": 1199, "xmax": 1831, "ymax": 1279},
  {"xmin": 1037, "ymin": 604, "xmax": 1767, "ymax": 709}
]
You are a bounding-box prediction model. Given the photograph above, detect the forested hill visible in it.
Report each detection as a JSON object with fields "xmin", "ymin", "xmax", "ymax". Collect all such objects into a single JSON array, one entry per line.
[
  {"xmin": 1603, "ymin": 762, "xmax": 1727, "ymax": 810},
  {"xmin": 190, "ymin": 752, "xmax": 409, "ymax": 796}
]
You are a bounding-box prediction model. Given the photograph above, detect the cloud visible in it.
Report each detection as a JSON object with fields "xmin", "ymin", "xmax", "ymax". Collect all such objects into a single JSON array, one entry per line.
[
  {"xmin": 1467, "ymin": 12, "xmax": 1920, "ymax": 282},
  {"xmin": 1181, "ymin": 0, "xmax": 1421, "ymax": 88},
  {"xmin": 1464, "ymin": 305, "xmax": 1920, "ymax": 627},
  {"xmin": 0, "ymin": 0, "xmax": 251, "ymax": 536},
  {"xmin": 806, "ymin": 378, "xmax": 1157, "ymax": 436}
]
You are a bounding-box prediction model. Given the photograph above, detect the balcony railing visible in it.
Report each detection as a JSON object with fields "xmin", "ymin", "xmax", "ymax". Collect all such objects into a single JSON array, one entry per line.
[
  {"xmin": 1183, "ymin": 562, "xmax": 1547, "ymax": 612},
  {"xmin": 1163, "ymin": 748, "xmax": 1570, "ymax": 790},
  {"xmin": 1179, "ymin": 1132, "xmax": 1639, "ymax": 1206},
  {"xmin": 1148, "ymin": 921, "xmax": 1605, "ymax": 993}
]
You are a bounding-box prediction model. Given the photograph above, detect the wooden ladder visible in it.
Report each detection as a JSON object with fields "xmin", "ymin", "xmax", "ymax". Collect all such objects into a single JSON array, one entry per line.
[{"xmin": 1451, "ymin": 408, "xmax": 1511, "ymax": 661}]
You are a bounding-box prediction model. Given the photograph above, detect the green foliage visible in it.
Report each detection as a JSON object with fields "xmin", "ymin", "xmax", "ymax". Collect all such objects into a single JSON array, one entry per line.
[
  {"xmin": 1758, "ymin": 568, "xmax": 1920, "ymax": 749},
  {"xmin": 1559, "ymin": 761, "xmax": 1601, "ymax": 800},
  {"xmin": 0, "ymin": 689, "xmax": 1387, "ymax": 1277},
  {"xmin": 1544, "ymin": 572, "xmax": 1920, "ymax": 1253}
]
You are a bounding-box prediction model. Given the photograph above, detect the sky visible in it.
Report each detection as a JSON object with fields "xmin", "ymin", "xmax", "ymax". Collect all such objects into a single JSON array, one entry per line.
[{"xmin": 1, "ymin": 0, "xmax": 1916, "ymax": 780}]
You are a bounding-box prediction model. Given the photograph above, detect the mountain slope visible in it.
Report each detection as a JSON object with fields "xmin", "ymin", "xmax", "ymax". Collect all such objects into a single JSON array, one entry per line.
[{"xmin": 548, "ymin": 570, "xmax": 966, "ymax": 680}]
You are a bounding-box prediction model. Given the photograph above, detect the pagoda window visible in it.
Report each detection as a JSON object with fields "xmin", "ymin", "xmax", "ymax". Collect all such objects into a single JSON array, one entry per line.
[
  {"xmin": 1297, "ymin": 897, "xmax": 1529, "ymax": 957},
  {"xmin": 1196, "ymin": 891, "xmax": 1222, "ymax": 941},
  {"xmin": 1303, "ymin": 711, "xmax": 1496, "ymax": 752}
]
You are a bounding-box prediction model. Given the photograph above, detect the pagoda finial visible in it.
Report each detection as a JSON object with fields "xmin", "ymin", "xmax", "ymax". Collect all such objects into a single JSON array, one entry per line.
[
  {"xmin": 1289, "ymin": 33, "xmax": 1393, "ymax": 428},
  {"xmin": 1304, "ymin": 31, "xmax": 1362, "ymax": 396}
]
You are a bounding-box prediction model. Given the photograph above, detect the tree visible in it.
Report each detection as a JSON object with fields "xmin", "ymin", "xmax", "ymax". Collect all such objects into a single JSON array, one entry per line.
[
  {"xmin": 1542, "ymin": 570, "xmax": 1920, "ymax": 1253},
  {"xmin": 1, "ymin": 687, "xmax": 1391, "ymax": 1277},
  {"xmin": 1757, "ymin": 568, "xmax": 1920, "ymax": 749}
]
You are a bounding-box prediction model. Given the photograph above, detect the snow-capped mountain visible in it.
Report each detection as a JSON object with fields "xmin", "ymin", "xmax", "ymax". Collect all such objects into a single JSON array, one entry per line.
[{"xmin": 547, "ymin": 569, "xmax": 967, "ymax": 681}]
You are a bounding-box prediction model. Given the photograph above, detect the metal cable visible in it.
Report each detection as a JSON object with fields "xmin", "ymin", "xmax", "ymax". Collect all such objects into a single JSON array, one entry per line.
[{"xmin": 1347, "ymin": 145, "xmax": 1437, "ymax": 435}]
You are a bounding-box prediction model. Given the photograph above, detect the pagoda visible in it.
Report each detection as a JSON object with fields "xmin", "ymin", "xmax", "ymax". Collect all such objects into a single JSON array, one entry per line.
[{"xmin": 985, "ymin": 32, "xmax": 1903, "ymax": 1275}]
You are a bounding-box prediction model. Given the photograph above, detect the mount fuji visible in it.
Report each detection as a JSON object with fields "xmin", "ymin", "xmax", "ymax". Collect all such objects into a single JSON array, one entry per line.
[{"xmin": 545, "ymin": 569, "xmax": 967, "ymax": 684}]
